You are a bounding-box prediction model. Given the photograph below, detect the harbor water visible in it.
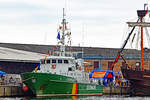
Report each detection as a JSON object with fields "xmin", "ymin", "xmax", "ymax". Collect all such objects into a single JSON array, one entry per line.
[{"xmin": 0, "ymin": 96, "xmax": 150, "ymax": 100}]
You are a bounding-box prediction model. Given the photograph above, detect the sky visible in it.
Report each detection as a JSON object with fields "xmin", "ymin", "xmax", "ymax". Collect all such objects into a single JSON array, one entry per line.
[{"xmin": 0, "ymin": 0, "xmax": 149, "ymax": 48}]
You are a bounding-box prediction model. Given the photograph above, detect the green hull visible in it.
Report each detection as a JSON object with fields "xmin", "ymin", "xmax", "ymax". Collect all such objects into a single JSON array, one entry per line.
[{"xmin": 21, "ymin": 72, "xmax": 103, "ymax": 96}]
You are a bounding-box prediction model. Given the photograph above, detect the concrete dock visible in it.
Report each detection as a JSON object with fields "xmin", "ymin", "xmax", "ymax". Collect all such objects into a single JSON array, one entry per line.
[
  {"xmin": 0, "ymin": 85, "xmax": 23, "ymax": 97},
  {"xmin": 0, "ymin": 74, "xmax": 24, "ymax": 97},
  {"xmin": 103, "ymin": 86, "xmax": 129, "ymax": 95},
  {"xmin": 0, "ymin": 85, "xmax": 130, "ymax": 97}
]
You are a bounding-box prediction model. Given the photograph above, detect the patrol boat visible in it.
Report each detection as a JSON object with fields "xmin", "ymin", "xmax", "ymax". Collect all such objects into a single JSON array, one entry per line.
[{"xmin": 21, "ymin": 8, "xmax": 103, "ymax": 97}]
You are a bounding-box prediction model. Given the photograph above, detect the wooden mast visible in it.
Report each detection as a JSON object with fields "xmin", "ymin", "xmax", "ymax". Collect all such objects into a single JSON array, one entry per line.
[
  {"xmin": 127, "ymin": 10, "xmax": 149, "ymax": 71},
  {"xmin": 137, "ymin": 10, "xmax": 146, "ymax": 71}
]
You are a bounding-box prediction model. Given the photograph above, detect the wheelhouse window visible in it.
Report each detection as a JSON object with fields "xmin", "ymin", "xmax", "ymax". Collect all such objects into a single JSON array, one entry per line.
[
  {"xmin": 58, "ymin": 59, "xmax": 62, "ymax": 63},
  {"xmin": 64, "ymin": 60, "xmax": 69, "ymax": 64},
  {"xmin": 70, "ymin": 59, "xmax": 74, "ymax": 64},
  {"xmin": 68, "ymin": 67, "xmax": 72, "ymax": 71},
  {"xmin": 52, "ymin": 59, "xmax": 56, "ymax": 63},
  {"xmin": 47, "ymin": 59, "xmax": 51, "ymax": 64}
]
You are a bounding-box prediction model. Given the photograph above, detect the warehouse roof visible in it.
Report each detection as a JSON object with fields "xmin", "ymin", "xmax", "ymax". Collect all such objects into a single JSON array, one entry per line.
[
  {"xmin": 0, "ymin": 43, "xmax": 149, "ymax": 60},
  {"xmin": 0, "ymin": 46, "xmax": 46, "ymax": 62}
]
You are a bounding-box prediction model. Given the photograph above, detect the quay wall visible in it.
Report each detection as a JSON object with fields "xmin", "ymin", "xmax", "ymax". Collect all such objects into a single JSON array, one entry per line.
[{"xmin": 0, "ymin": 85, "xmax": 23, "ymax": 97}]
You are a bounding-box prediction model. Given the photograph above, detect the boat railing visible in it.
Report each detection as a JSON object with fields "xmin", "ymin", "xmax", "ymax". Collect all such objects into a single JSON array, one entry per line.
[{"xmin": 59, "ymin": 71, "xmax": 94, "ymax": 84}]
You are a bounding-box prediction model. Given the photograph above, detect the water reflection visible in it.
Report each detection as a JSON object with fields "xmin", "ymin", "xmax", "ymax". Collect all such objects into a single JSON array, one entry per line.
[
  {"xmin": 22, "ymin": 96, "xmax": 150, "ymax": 100},
  {"xmin": 0, "ymin": 96, "xmax": 150, "ymax": 100},
  {"xmin": 27, "ymin": 96, "xmax": 82, "ymax": 100}
]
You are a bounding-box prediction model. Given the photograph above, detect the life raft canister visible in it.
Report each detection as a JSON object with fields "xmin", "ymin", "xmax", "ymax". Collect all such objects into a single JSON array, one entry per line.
[
  {"xmin": 77, "ymin": 66, "xmax": 82, "ymax": 70},
  {"xmin": 79, "ymin": 66, "xmax": 82, "ymax": 70}
]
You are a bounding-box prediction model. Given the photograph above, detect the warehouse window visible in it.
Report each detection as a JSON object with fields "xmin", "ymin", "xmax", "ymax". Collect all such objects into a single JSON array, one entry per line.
[
  {"xmin": 108, "ymin": 61, "xmax": 113, "ymax": 70},
  {"xmin": 94, "ymin": 61, "xmax": 99, "ymax": 69}
]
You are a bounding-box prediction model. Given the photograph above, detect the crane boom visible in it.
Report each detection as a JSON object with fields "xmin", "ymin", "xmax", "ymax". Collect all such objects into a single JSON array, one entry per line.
[{"xmin": 110, "ymin": 19, "xmax": 139, "ymax": 70}]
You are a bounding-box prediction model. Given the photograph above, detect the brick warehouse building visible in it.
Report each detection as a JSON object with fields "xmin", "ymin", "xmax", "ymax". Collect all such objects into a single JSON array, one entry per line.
[{"xmin": 0, "ymin": 43, "xmax": 149, "ymax": 74}]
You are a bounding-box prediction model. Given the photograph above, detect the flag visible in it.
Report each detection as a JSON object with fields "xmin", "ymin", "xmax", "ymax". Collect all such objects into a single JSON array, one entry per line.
[
  {"xmin": 59, "ymin": 26, "xmax": 62, "ymax": 30},
  {"xmin": 146, "ymin": 9, "xmax": 149, "ymax": 14},
  {"xmin": 70, "ymin": 40, "xmax": 72, "ymax": 45},
  {"xmin": 35, "ymin": 64, "xmax": 40, "ymax": 72},
  {"xmin": 65, "ymin": 25, "xmax": 67, "ymax": 30},
  {"xmin": 146, "ymin": 7, "xmax": 149, "ymax": 14},
  {"xmin": 57, "ymin": 31, "xmax": 60, "ymax": 40},
  {"xmin": 53, "ymin": 46, "xmax": 57, "ymax": 50},
  {"xmin": 48, "ymin": 50, "xmax": 51, "ymax": 55},
  {"xmin": 44, "ymin": 56, "xmax": 47, "ymax": 64}
]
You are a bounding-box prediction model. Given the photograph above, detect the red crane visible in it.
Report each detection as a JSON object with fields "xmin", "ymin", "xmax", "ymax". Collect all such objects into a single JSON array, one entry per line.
[{"xmin": 110, "ymin": 19, "xmax": 139, "ymax": 70}]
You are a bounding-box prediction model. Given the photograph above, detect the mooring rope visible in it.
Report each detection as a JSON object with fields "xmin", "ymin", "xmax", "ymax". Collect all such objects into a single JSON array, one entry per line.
[{"xmin": 22, "ymin": 77, "xmax": 34, "ymax": 82}]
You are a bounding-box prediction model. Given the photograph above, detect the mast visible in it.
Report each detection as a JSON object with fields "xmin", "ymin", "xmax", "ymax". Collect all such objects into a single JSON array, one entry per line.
[
  {"xmin": 110, "ymin": 4, "xmax": 150, "ymax": 71},
  {"xmin": 60, "ymin": 8, "xmax": 66, "ymax": 56},
  {"xmin": 57, "ymin": 8, "xmax": 71, "ymax": 57},
  {"xmin": 138, "ymin": 10, "xmax": 147, "ymax": 71},
  {"xmin": 127, "ymin": 10, "xmax": 149, "ymax": 71}
]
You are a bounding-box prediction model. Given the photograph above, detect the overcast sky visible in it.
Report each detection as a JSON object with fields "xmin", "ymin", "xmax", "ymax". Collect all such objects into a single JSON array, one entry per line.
[{"xmin": 0, "ymin": 0, "xmax": 149, "ymax": 48}]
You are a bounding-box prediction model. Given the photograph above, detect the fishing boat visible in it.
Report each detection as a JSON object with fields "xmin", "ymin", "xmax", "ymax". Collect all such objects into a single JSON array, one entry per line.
[
  {"xmin": 110, "ymin": 4, "xmax": 150, "ymax": 96},
  {"xmin": 21, "ymin": 8, "xmax": 103, "ymax": 97}
]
